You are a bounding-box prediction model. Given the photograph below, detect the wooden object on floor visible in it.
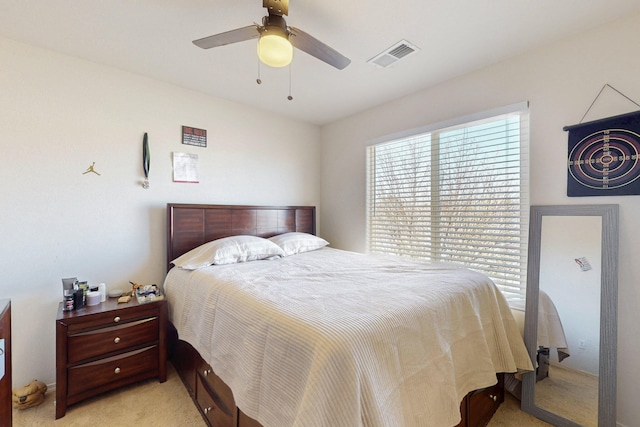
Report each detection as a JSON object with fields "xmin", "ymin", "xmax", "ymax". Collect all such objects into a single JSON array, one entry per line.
[
  {"xmin": 0, "ymin": 299, "xmax": 11, "ymax": 427},
  {"xmin": 55, "ymin": 298, "xmax": 167, "ymax": 419}
]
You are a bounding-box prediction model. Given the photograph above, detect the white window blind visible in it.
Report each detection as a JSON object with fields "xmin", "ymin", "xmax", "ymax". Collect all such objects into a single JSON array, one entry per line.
[{"xmin": 367, "ymin": 106, "xmax": 529, "ymax": 302}]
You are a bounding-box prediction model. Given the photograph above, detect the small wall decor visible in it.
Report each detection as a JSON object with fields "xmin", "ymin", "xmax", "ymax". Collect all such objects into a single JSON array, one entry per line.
[
  {"xmin": 564, "ymin": 84, "xmax": 640, "ymax": 197},
  {"xmin": 172, "ymin": 152, "xmax": 199, "ymax": 183},
  {"xmin": 182, "ymin": 126, "xmax": 207, "ymax": 148},
  {"xmin": 142, "ymin": 132, "xmax": 150, "ymax": 189},
  {"xmin": 82, "ymin": 162, "xmax": 100, "ymax": 176}
]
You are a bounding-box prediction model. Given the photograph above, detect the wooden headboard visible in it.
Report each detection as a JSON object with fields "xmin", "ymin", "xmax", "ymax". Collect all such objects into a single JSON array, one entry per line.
[{"xmin": 166, "ymin": 204, "xmax": 316, "ymax": 271}]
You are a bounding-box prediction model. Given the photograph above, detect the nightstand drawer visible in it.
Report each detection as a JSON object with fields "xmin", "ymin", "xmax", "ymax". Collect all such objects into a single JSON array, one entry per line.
[
  {"xmin": 68, "ymin": 345, "xmax": 159, "ymax": 399},
  {"xmin": 66, "ymin": 304, "xmax": 160, "ymax": 333},
  {"xmin": 67, "ymin": 317, "xmax": 159, "ymax": 364}
]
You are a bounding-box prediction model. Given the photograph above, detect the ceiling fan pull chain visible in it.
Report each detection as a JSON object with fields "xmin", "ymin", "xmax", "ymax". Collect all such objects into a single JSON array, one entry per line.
[
  {"xmin": 256, "ymin": 56, "xmax": 262, "ymax": 85},
  {"xmin": 287, "ymin": 63, "xmax": 293, "ymax": 100}
]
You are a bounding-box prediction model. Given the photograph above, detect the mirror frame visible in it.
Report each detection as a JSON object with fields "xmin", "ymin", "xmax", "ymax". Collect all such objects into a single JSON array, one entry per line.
[{"xmin": 522, "ymin": 204, "xmax": 619, "ymax": 427}]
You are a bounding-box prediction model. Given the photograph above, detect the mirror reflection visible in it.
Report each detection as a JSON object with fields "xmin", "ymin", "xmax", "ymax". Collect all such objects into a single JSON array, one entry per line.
[
  {"xmin": 536, "ymin": 215, "xmax": 601, "ymax": 426},
  {"xmin": 522, "ymin": 204, "xmax": 618, "ymax": 427}
]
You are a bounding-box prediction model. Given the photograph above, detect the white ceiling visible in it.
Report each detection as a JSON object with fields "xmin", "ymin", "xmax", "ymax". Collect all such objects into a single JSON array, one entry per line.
[{"xmin": 1, "ymin": 0, "xmax": 639, "ymax": 126}]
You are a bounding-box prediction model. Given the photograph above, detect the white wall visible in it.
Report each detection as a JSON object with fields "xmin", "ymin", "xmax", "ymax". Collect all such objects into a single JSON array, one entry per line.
[
  {"xmin": 320, "ymin": 12, "xmax": 640, "ymax": 426},
  {"xmin": 0, "ymin": 37, "xmax": 321, "ymax": 388}
]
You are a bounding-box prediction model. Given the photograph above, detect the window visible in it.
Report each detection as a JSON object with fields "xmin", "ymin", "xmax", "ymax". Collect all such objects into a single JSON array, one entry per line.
[{"xmin": 367, "ymin": 104, "xmax": 529, "ymax": 302}]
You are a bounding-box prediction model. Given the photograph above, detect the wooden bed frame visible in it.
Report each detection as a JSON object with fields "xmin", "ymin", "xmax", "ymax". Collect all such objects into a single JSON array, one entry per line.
[
  {"xmin": 167, "ymin": 203, "xmax": 316, "ymax": 271},
  {"xmin": 165, "ymin": 203, "xmax": 504, "ymax": 427}
]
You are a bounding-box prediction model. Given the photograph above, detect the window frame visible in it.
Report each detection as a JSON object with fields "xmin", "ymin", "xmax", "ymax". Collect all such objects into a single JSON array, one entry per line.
[{"xmin": 366, "ymin": 103, "xmax": 530, "ymax": 302}]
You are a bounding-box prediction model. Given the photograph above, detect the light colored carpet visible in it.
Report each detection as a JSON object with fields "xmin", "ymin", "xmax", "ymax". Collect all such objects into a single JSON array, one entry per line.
[
  {"xmin": 13, "ymin": 362, "xmax": 553, "ymax": 426},
  {"xmin": 491, "ymin": 363, "xmax": 599, "ymax": 427},
  {"xmin": 533, "ymin": 364, "xmax": 598, "ymax": 427},
  {"xmin": 13, "ymin": 363, "xmax": 206, "ymax": 427},
  {"xmin": 489, "ymin": 393, "xmax": 553, "ymax": 426}
]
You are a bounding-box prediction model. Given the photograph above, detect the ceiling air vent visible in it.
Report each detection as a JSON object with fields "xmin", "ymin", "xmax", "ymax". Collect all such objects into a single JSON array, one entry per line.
[{"xmin": 367, "ymin": 40, "xmax": 420, "ymax": 68}]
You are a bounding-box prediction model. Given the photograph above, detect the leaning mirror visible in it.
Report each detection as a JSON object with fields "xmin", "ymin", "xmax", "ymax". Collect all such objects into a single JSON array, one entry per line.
[{"xmin": 522, "ymin": 204, "xmax": 618, "ymax": 427}]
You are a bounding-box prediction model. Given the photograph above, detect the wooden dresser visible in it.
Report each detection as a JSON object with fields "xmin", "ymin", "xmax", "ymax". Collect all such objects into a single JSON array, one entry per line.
[
  {"xmin": 56, "ymin": 298, "xmax": 167, "ymax": 419},
  {"xmin": 0, "ymin": 299, "xmax": 11, "ymax": 427}
]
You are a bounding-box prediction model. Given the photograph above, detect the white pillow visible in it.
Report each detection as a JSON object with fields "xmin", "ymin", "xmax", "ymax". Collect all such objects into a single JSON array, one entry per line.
[
  {"xmin": 171, "ymin": 235, "xmax": 285, "ymax": 269},
  {"xmin": 268, "ymin": 232, "xmax": 329, "ymax": 256}
]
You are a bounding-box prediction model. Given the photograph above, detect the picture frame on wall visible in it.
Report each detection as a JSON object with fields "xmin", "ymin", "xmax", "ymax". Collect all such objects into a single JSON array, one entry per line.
[{"xmin": 182, "ymin": 126, "xmax": 207, "ymax": 148}]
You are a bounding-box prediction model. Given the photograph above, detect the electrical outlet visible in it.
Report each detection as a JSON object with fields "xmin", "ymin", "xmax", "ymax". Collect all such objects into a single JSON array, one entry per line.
[{"xmin": 579, "ymin": 339, "xmax": 586, "ymax": 349}]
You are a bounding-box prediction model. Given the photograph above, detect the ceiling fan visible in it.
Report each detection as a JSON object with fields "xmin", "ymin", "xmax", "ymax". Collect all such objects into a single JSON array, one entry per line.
[{"xmin": 192, "ymin": 0, "xmax": 351, "ymax": 70}]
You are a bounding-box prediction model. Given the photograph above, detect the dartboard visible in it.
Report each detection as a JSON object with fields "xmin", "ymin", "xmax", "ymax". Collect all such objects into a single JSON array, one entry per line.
[{"xmin": 565, "ymin": 111, "xmax": 640, "ymax": 196}]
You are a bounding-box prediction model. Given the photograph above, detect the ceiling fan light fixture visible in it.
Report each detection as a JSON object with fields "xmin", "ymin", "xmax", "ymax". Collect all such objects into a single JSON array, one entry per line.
[
  {"xmin": 257, "ymin": 31, "xmax": 293, "ymax": 68},
  {"xmin": 193, "ymin": 1, "xmax": 350, "ymax": 70}
]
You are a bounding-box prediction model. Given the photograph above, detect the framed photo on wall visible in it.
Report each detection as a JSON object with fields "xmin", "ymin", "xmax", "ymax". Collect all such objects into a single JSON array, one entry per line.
[
  {"xmin": 565, "ymin": 110, "xmax": 640, "ymax": 196},
  {"xmin": 182, "ymin": 126, "xmax": 207, "ymax": 148}
]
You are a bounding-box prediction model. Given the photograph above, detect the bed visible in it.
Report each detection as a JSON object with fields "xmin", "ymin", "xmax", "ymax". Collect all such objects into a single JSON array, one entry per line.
[{"xmin": 164, "ymin": 203, "xmax": 533, "ymax": 427}]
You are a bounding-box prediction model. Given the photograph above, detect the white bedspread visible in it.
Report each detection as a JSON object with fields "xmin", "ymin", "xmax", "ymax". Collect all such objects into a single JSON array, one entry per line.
[
  {"xmin": 164, "ymin": 248, "xmax": 532, "ymax": 427},
  {"xmin": 510, "ymin": 290, "xmax": 570, "ymax": 361}
]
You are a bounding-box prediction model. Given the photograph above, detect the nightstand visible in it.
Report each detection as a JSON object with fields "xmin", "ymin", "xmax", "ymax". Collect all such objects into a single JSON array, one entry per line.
[{"xmin": 55, "ymin": 297, "xmax": 167, "ymax": 419}]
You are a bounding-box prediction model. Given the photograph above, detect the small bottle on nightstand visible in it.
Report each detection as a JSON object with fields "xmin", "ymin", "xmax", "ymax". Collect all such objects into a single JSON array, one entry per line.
[
  {"xmin": 98, "ymin": 283, "xmax": 106, "ymax": 302},
  {"xmin": 63, "ymin": 290, "xmax": 74, "ymax": 312}
]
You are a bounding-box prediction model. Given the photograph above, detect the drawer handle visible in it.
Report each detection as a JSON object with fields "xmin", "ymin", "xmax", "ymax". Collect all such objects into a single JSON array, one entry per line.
[
  {"xmin": 489, "ymin": 394, "xmax": 497, "ymax": 401},
  {"xmin": 114, "ymin": 316, "xmax": 121, "ymax": 323},
  {"xmin": 203, "ymin": 368, "xmax": 212, "ymax": 376},
  {"xmin": 114, "ymin": 337, "xmax": 121, "ymax": 344},
  {"xmin": 114, "ymin": 367, "xmax": 121, "ymax": 374},
  {"xmin": 203, "ymin": 406, "xmax": 213, "ymax": 414}
]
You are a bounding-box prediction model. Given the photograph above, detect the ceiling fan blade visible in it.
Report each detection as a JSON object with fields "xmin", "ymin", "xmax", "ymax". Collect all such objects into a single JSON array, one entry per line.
[
  {"xmin": 193, "ymin": 25, "xmax": 259, "ymax": 49},
  {"xmin": 288, "ymin": 26, "xmax": 351, "ymax": 70}
]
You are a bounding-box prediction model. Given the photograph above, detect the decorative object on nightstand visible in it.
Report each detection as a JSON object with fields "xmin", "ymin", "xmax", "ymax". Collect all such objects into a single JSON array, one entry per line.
[
  {"xmin": 134, "ymin": 283, "xmax": 163, "ymax": 304},
  {"xmin": 108, "ymin": 289, "xmax": 123, "ymax": 298},
  {"xmin": 55, "ymin": 298, "xmax": 167, "ymax": 419}
]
